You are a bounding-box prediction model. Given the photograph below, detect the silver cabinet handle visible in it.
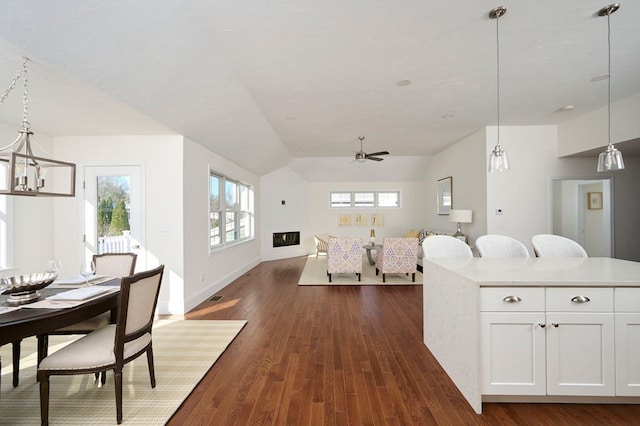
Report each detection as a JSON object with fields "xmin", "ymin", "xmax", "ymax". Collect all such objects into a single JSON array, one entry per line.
[
  {"xmin": 502, "ymin": 295, "xmax": 522, "ymax": 303},
  {"xmin": 552, "ymin": 323, "xmax": 559, "ymax": 328},
  {"xmin": 571, "ymin": 296, "xmax": 590, "ymax": 303},
  {"xmin": 538, "ymin": 323, "xmax": 546, "ymax": 328}
]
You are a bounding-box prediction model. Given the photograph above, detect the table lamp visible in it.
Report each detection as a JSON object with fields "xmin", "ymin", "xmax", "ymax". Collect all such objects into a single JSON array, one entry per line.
[{"xmin": 449, "ymin": 209, "xmax": 472, "ymax": 243}]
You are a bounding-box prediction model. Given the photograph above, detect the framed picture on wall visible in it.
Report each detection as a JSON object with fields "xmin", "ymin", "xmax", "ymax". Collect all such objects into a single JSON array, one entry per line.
[
  {"xmin": 437, "ymin": 176, "xmax": 453, "ymax": 215},
  {"xmin": 588, "ymin": 192, "xmax": 603, "ymax": 210}
]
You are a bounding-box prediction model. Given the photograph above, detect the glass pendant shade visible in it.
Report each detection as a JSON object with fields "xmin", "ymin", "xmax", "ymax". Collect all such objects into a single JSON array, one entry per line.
[
  {"xmin": 597, "ymin": 143, "xmax": 624, "ymax": 172},
  {"xmin": 489, "ymin": 144, "xmax": 510, "ymax": 172}
]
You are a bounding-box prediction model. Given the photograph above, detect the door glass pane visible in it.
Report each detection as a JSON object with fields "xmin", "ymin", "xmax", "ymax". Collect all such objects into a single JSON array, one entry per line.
[{"xmin": 96, "ymin": 175, "xmax": 131, "ymax": 254}]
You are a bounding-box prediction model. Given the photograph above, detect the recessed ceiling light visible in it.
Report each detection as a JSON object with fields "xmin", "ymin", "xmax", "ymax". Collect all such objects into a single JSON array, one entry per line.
[
  {"xmin": 591, "ymin": 74, "xmax": 609, "ymax": 82},
  {"xmin": 396, "ymin": 79, "xmax": 411, "ymax": 87},
  {"xmin": 557, "ymin": 105, "xmax": 575, "ymax": 112},
  {"xmin": 284, "ymin": 116, "xmax": 297, "ymax": 121},
  {"xmin": 441, "ymin": 113, "xmax": 455, "ymax": 119}
]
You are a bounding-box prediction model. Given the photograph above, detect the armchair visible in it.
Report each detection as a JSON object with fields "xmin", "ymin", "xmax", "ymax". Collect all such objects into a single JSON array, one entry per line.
[
  {"xmin": 327, "ymin": 237, "xmax": 362, "ymax": 282},
  {"xmin": 375, "ymin": 238, "xmax": 419, "ymax": 283}
]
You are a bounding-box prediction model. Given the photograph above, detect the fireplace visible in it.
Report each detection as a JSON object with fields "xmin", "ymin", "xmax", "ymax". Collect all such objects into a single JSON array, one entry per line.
[{"xmin": 273, "ymin": 231, "xmax": 300, "ymax": 248}]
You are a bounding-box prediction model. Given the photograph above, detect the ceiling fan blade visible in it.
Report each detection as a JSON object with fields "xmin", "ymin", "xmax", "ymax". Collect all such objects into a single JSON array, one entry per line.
[
  {"xmin": 365, "ymin": 156, "xmax": 384, "ymax": 162},
  {"xmin": 366, "ymin": 151, "xmax": 389, "ymax": 157}
]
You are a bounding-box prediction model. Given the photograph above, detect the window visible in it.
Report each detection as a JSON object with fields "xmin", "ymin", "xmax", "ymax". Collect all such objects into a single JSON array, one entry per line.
[
  {"xmin": 210, "ymin": 171, "xmax": 254, "ymax": 250},
  {"xmin": 329, "ymin": 191, "xmax": 400, "ymax": 208}
]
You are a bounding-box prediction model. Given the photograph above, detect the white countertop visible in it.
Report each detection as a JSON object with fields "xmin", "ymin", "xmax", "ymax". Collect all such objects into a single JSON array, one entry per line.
[{"xmin": 424, "ymin": 257, "xmax": 640, "ymax": 287}]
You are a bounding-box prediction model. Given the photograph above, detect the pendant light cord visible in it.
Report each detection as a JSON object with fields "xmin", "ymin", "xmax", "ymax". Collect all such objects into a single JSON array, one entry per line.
[
  {"xmin": 607, "ymin": 11, "xmax": 611, "ymax": 147},
  {"xmin": 496, "ymin": 12, "xmax": 501, "ymax": 148}
]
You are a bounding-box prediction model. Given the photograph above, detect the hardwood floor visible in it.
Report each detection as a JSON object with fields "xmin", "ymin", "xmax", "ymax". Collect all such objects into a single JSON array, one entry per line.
[{"xmin": 167, "ymin": 256, "xmax": 640, "ymax": 425}]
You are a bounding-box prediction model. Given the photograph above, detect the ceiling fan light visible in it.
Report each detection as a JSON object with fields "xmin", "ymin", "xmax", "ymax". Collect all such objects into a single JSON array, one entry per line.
[{"xmin": 597, "ymin": 144, "xmax": 624, "ymax": 172}]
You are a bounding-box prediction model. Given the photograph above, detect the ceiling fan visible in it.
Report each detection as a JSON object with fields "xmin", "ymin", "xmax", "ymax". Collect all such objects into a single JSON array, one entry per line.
[{"xmin": 354, "ymin": 136, "xmax": 389, "ymax": 162}]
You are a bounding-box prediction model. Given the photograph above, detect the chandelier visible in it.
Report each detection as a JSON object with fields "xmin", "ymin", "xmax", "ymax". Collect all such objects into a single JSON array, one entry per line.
[{"xmin": 0, "ymin": 57, "xmax": 76, "ymax": 196}]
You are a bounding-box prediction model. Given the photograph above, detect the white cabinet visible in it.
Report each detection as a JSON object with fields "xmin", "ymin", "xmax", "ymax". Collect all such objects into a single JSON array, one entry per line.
[
  {"xmin": 481, "ymin": 287, "xmax": 616, "ymax": 397},
  {"xmin": 615, "ymin": 288, "xmax": 640, "ymax": 396}
]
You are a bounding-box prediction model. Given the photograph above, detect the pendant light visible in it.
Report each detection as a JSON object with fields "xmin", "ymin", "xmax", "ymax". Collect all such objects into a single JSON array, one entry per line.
[
  {"xmin": 596, "ymin": 4, "xmax": 624, "ymax": 172},
  {"xmin": 0, "ymin": 57, "xmax": 76, "ymax": 196},
  {"xmin": 488, "ymin": 6, "xmax": 510, "ymax": 173}
]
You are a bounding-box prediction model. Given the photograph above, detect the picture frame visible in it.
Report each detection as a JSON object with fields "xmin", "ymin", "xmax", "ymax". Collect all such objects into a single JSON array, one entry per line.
[
  {"xmin": 437, "ymin": 176, "xmax": 453, "ymax": 215},
  {"xmin": 588, "ymin": 192, "xmax": 603, "ymax": 210}
]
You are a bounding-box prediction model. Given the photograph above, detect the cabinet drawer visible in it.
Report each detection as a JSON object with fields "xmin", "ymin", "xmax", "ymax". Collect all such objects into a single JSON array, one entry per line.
[
  {"xmin": 480, "ymin": 287, "xmax": 545, "ymax": 312},
  {"xmin": 615, "ymin": 288, "xmax": 640, "ymax": 313},
  {"xmin": 546, "ymin": 288, "xmax": 613, "ymax": 312}
]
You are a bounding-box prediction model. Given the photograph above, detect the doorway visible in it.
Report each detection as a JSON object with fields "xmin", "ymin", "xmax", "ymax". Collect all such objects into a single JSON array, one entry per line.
[
  {"xmin": 83, "ymin": 165, "xmax": 145, "ymax": 271},
  {"xmin": 551, "ymin": 178, "xmax": 613, "ymax": 257}
]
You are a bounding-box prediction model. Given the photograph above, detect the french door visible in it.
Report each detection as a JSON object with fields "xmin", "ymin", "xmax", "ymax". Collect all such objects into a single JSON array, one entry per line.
[{"xmin": 83, "ymin": 165, "xmax": 145, "ymax": 272}]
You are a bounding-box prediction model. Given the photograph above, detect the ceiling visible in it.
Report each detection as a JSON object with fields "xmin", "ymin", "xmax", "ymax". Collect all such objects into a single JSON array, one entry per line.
[{"xmin": 0, "ymin": 1, "xmax": 638, "ymax": 179}]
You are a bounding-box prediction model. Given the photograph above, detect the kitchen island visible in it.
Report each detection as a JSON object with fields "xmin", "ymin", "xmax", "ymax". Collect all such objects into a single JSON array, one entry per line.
[{"xmin": 423, "ymin": 257, "xmax": 640, "ymax": 413}]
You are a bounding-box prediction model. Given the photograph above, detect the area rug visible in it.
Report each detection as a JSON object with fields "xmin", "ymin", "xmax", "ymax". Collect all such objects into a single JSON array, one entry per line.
[
  {"xmin": 0, "ymin": 319, "xmax": 246, "ymax": 425},
  {"xmin": 298, "ymin": 255, "xmax": 422, "ymax": 285}
]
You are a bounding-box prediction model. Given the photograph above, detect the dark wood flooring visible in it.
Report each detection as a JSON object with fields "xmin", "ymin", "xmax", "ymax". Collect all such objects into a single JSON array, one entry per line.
[{"xmin": 167, "ymin": 256, "xmax": 640, "ymax": 425}]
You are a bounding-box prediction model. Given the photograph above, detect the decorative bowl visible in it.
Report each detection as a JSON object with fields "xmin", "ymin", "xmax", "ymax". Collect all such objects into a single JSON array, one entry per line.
[{"xmin": 1, "ymin": 272, "xmax": 57, "ymax": 305}]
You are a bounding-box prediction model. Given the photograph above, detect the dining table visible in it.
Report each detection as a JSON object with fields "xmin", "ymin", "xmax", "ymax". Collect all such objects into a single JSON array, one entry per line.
[{"xmin": 0, "ymin": 279, "xmax": 120, "ymax": 392}]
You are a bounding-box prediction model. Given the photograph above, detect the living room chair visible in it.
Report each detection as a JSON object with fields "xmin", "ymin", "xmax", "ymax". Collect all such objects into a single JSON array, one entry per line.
[
  {"xmin": 476, "ymin": 234, "xmax": 530, "ymax": 257},
  {"xmin": 422, "ymin": 235, "xmax": 473, "ymax": 258},
  {"xmin": 37, "ymin": 253, "xmax": 137, "ymax": 380},
  {"xmin": 375, "ymin": 238, "xmax": 419, "ymax": 282},
  {"xmin": 314, "ymin": 235, "xmax": 329, "ymax": 258},
  {"xmin": 531, "ymin": 234, "xmax": 588, "ymax": 257},
  {"xmin": 37, "ymin": 264, "xmax": 164, "ymax": 425},
  {"xmin": 327, "ymin": 237, "xmax": 362, "ymax": 282}
]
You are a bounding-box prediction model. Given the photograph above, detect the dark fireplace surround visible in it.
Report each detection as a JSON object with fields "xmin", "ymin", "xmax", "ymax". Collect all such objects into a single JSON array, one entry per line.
[{"xmin": 273, "ymin": 231, "xmax": 300, "ymax": 248}]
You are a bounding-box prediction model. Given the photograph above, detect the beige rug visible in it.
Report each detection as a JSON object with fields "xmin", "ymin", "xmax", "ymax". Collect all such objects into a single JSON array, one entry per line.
[
  {"xmin": 0, "ymin": 319, "xmax": 246, "ymax": 425},
  {"xmin": 298, "ymin": 255, "xmax": 422, "ymax": 285}
]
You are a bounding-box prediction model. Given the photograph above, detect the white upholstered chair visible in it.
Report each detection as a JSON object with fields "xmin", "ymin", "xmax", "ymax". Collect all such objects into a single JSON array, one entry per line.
[
  {"xmin": 314, "ymin": 235, "xmax": 328, "ymax": 258},
  {"xmin": 375, "ymin": 238, "xmax": 419, "ymax": 282},
  {"xmin": 37, "ymin": 265, "xmax": 164, "ymax": 425},
  {"xmin": 327, "ymin": 237, "xmax": 362, "ymax": 282},
  {"xmin": 476, "ymin": 234, "xmax": 530, "ymax": 257},
  {"xmin": 422, "ymin": 235, "xmax": 473, "ymax": 258},
  {"xmin": 531, "ymin": 234, "xmax": 588, "ymax": 257}
]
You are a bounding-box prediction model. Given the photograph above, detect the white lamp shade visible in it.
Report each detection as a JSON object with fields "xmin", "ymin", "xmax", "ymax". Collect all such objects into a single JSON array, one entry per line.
[{"xmin": 449, "ymin": 209, "xmax": 472, "ymax": 224}]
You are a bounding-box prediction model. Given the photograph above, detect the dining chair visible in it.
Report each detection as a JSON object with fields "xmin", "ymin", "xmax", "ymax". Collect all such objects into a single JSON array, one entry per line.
[
  {"xmin": 476, "ymin": 234, "xmax": 530, "ymax": 257},
  {"xmin": 531, "ymin": 234, "xmax": 588, "ymax": 257},
  {"xmin": 375, "ymin": 238, "xmax": 419, "ymax": 282},
  {"xmin": 422, "ymin": 235, "xmax": 473, "ymax": 258},
  {"xmin": 37, "ymin": 252, "xmax": 137, "ymax": 381},
  {"xmin": 37, "ymin": 264, "xmax": 164, "ymax": 425},
  {"xmin": 327, "ymin": 237, "xmax": 362, "ymax": 282},
  {"xmin": 313, "ymin": 235, "xmax": 328, "ymax": 258}
]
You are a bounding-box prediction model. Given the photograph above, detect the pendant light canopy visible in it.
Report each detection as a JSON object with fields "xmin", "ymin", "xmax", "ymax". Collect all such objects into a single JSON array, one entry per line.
[
  {"xmin": 596, "ymin": 3, "xmax": 624, "ymax": 172},
  {"xmin": 488, "ymin": 6, "xmax": 510, "ymax": 173}
]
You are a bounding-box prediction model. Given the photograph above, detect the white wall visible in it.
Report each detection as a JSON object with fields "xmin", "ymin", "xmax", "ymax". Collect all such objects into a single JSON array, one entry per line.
[
  {"xmin": 51, "ymin": 135, "xmax": 184, "ymax": 315},
  {"xmin": 182, "ymin": 138, "xmax": 261, "ymax": 312},
  {"xmin": 307, "ymin": 180, "xmax": 428, "ymax": 250},
  {"xmin": 486, "ymin": 126, "xmax": 596, "ymax": 254},
  {"xmin": 424, "ymin": 129, "xmax": 488, "ymax": 242},
  {"xmin": 260, "ymin": 166, "xmax": 310, "ymax": 261},
  {"xmin": 558, "ymin": 93, "xmax": 640, "ymax": 156},
  {"xmin": 0, "ymin": 122, "xmax": 54, "ymax": 273}
]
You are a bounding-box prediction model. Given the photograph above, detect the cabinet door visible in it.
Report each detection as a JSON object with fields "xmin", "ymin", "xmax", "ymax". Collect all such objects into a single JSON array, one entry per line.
[
  {"xmin": 615, "ymin": 313, "xmax": 640, "ymax": 396},
  {"xmin": 546, "ymin": 312, "xmax": 615, "ymax": 396},
  {"xmin": 481, "ymin": 312, "xmax": 546, "ymax": 395}
]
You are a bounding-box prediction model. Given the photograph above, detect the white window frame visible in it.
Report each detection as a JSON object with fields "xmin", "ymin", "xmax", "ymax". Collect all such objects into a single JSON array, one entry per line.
[
  {"xmin": 210, "ymin": 171, "xmax": 254, "ymax": 251},
  {"xmin": 329, "ymin": 191, "xmax": 401, "ymax": 208}
]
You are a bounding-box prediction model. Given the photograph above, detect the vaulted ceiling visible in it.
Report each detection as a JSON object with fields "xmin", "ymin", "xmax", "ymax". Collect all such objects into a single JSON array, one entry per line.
[{"xmin": 0, "ymin": 1, "xmax": 639, "ymax": 179}]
